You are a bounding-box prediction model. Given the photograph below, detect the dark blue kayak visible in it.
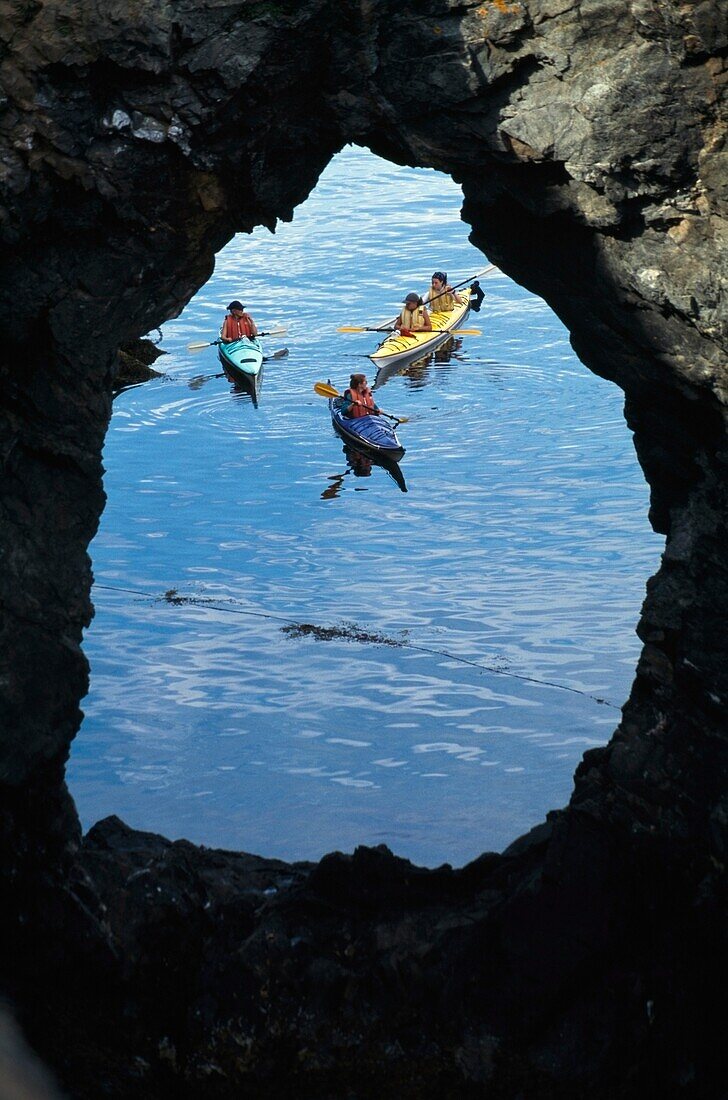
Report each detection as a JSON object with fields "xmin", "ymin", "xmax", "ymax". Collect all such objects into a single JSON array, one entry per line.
[{"xmin": 329, "ymin": 398, "xmax": 405, "ymax": 460}]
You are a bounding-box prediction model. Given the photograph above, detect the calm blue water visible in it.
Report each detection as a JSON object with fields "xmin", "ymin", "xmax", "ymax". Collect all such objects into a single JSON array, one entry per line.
[{"xmin": 68, "ymin": 146, "xmax": 660, "ymax": 866}]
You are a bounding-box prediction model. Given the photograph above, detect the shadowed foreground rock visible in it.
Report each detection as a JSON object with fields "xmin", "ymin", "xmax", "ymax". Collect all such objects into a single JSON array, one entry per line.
[
  {"xmin": 1, "ymin": 0, "xmax": 726, "ymax": 1095},
  {"xmin": 9, "ymin": 812, "xmax": 721, "ymax": 1097}
]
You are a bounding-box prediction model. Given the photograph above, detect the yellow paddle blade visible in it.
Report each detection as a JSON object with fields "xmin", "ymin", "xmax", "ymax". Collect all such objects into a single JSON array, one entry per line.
[
  {"xmin": 314, "ymin": 381, "xmax": 340, "ymax": 398},
  {"xmin": 337, "ymin": 326, "xmax": 366, "ymax": 333},
  {"xmin": 451, "ymin": 328, "xmax": 481, "ymax": 335}
]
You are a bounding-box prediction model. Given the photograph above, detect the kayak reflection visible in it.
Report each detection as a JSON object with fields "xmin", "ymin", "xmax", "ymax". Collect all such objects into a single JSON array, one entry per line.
[
  {"xmin": 345, "ymin": 442, "xmax": 408, "ymax": 493},
  {"xmin": 373, "ymin": 336, "xmax": 462, "ymax": 392},
  {"xmin": 221, "ymin": 364, "xmax": 262, "ymax": 406},
  {"xmin": 187, "ymin": 367, "xmax": 262, "ymax": 405},
  {"xmin": 321, "ymin": 442, "xmax": 407, "ymax": 498}
]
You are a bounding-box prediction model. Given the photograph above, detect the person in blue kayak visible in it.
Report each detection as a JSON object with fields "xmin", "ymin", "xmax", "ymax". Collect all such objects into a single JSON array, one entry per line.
[
  {"xmin": 424, "ymin": 271, "xmax": 463, "ymax": 313},
  {"xmin": 220, "ymin": 300, "xmax": 258, "ymax": 343},
  {"xmin": 341, "ymin": 373, "xmax": 381, "ymax": 418},
  {"xmin": 394, "ymin": 292, "xmax": 433, "ymax": 337}
]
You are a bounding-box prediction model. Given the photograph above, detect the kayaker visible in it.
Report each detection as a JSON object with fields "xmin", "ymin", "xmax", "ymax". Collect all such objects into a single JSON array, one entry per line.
[
  {"xmin": 341, "ymin": 373, "xmax": 381, "ymax": 418},
  {"xmin": 395, "ymin": 293, "xmax": 432, "ymax": 337},
  {"xmin": 220, "ymin": 300, "xmax": 258, "ymax": 342},
  {"xmin": 424, "ymin": 271, "xmax": 463, "ymax": 313}
]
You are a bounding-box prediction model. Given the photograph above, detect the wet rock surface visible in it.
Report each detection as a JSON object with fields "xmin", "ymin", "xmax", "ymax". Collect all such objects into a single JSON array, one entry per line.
[
  {"xmin": 0, "ymin": 0, "xmax": 726, "ymax": 1095},
  {"xmin": 116, "ymin": 338, "xmax": 166, "ymax": 390}
]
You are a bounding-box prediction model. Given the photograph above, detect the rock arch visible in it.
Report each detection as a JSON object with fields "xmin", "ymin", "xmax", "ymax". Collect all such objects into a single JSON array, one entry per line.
[{"xmin": 1, "ymin": 1, "xmax": 725, "ymax": 1094}]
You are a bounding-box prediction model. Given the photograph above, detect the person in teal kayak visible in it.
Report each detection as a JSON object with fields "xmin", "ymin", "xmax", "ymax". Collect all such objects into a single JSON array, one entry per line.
[
  {"xmin": 424, "ymin": 271, "xmax": 463, "ymax": 313},
  {"xmin": 220, "ymin": 300, "xmax": 258, "ymax": 343},
  {"xmin": 394, "ymin": 293, "xmax": 432, "ymax": 337},
  {"xmin": 341, "ymin": 373, "xmax": 381, "ymax": 418}
]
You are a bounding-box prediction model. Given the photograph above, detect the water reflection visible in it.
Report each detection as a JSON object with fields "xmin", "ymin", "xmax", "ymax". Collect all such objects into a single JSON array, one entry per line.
[
  {"xmin": 188, "ymin": 370, "xmax": 224, "ymax": 391},
  {"xmin": 186, "ymin": 368, "xmax": 261, "ymax": 405},
  {"xmin": 221, "ymin": 364, "xmax": 263, "ymax": 406},
  {"xmin": 322, "ymin": 441, "xmax": 408, "ymax": 497},
  {"xmin": 374, "ymin": 337, "xmax": 463, "ymax": 392}
]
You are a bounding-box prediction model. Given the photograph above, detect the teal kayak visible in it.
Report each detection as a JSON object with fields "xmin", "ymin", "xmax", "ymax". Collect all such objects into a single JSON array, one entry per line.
[{"xmin": 217, "ymin": 337, "xmax": 263, "ymax": 398}]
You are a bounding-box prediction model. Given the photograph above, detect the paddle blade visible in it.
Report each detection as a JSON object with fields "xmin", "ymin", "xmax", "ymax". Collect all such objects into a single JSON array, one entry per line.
[
  {"xmin": 187, "ymin": 341, "xmax": 214, "ymax": 351},
  {"xmin": 314, "ymin": 382, "xmax": 340, "ymax": 398},
  {"xmin": 451, "ymin": 328, "xmax": 481, "ymax": 335},
  {"xmin": 264, "ymin": 347, "xmax": 289, "ymax": 362},
  {"xmin": 337, "ymin": 326, "xmax": 366, "ymax": 333}
]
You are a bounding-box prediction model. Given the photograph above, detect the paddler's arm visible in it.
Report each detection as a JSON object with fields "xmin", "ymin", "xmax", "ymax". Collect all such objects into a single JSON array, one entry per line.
[{"xmin": 246, "ymin": 314, "xmax": 258, "ymax": 337}]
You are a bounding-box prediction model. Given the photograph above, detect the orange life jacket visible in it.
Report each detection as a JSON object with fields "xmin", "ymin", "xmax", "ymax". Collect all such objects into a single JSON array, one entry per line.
[
  {"xmin": 345, "ymin": 388, "xmax": 375, "ymax": 418},
  {"xmin": 222, "ymin": 313, "xmax": 253, "ymax": 340}
]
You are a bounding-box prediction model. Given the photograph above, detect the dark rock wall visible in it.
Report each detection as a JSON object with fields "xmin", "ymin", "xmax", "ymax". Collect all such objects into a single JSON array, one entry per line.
[{"xmin": 1, "ymin": 0, "xmax": 726, "ymax": 1094}]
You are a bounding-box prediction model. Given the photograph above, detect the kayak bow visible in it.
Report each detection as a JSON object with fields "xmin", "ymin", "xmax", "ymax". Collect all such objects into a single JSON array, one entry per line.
[
  {"xmin": 329, "ymin": 398, "xmax": 405, "ymax": 460},
  {"xmin": 217, "ymin": 336, "xmax": 264, "ymax": 397}
]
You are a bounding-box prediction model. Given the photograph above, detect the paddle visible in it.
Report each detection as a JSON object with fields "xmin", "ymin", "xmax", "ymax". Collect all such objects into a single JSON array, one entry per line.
[
  {"xmin": 313, "ymin": 381, "xmax": 409, "ymax": 424},
  {"xmin": 337, "ymin": 264, "xmax": 497, "ymax": 333},
  {"xmin": 187, "ymin": 348, "xmax": 288, "ymax": 389},
  {"xmin": 337, "ymin": 326, "xmax": 481, "ymax": 335},
  {"xmin": 264, "ymin": 347, "xmax": 289, "ymax": 362},
  {"xmin": 424, "ymin": 264, "xmax": 496, "ymax": 311},
  {"xmin": 187, "ymin": 328, "xmax": 287, "ymax": 351}
]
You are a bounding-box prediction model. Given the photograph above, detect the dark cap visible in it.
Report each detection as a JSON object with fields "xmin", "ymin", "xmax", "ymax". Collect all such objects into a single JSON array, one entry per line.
[
  {"xmin": 227, "ymin": 300, "xmax": 244, "ymax": 311},
  {"xmin": 404, "ymin": 293, "xmax": 420, "ymax": 304}
]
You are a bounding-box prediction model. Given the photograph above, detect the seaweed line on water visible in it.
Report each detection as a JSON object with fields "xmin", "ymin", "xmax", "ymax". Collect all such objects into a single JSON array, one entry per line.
[{"xmin": 93, "ymin": 583, "xmax": 621, "ymax": 710}]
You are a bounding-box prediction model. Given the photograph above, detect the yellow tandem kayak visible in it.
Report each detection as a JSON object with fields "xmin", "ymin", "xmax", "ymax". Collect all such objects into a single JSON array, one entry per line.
[{"xmin": 369, "ymin": 293, "xmax": 471, "ymax": 369}]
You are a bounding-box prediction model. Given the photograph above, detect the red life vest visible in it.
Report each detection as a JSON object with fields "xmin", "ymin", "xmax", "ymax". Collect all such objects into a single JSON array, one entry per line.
[
  {"xmin": 222, "ymin": 313, "xmax": 253, "ymax": 340},
  {"xmin": 345, "ymin": 388, "xmax": 375, "ymax": 418}
]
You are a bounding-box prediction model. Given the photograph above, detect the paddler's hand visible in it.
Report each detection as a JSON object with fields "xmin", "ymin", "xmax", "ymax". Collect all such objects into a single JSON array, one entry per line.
[{"xmin": 399, "ymin": 327, "xmax": 413, "ymax": 337}]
